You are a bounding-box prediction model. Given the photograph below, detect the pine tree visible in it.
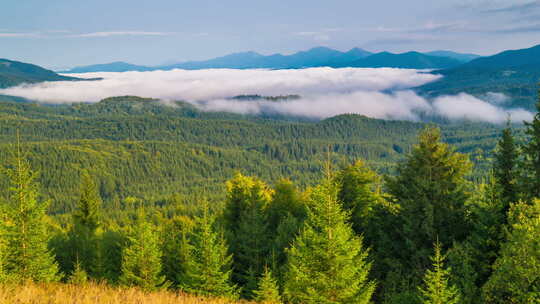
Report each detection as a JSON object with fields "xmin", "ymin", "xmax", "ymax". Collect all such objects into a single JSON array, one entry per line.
[
  {"xmin": 3, "ymin": 144, "xmax": 59, "ymax": 283},
  {"xmin": 335, "ymin": 160, "xmax": 383, "ymax": 234},
  {"xmin": 178, "ymin": 206, "xmax": 237, "ymax": 299},
  {"xmin": 254, "ymin": 267, "xmax": 282, "ymax": 304},
  {"xmin": 234, "ymin": 206, "xmax": 271, "ymax": 297},
  {"xmin": 68, "ymin": 172, "xmax": 102, "ymax": 277},
  {"xmin": 223, "ymin": 173, "xmax": 272, "ymax": 293},
  {"xmin": 283, "ymin": 176, "xmax": 376, "ymax": 304},
  {"xmin": 385, "ymin": 126, "xmax": 472, "ymax": 284},
  {"xmin": 494, "ymin": 121, "xmax": 519, "ymax": 208},
  {"xmin": 522, "ymin": 94, "xmax": 540, "ymax": 199},
  {"xmin": 68, "ymin": 259, "xmax": 88, "ymax": 285},
  {"xmin": 482, "ymin": 199, "xmax": 540, "ymax": 303},
  {"xmin": 119, "ymin": 212, "xmax": 167, "ymax": 291},
  {"xmin": 419, "ymin": 240, "xmax": 461, "ymax": 304}
]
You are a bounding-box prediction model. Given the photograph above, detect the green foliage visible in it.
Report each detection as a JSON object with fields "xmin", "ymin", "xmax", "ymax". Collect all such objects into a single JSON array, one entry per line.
[
  {"xmin": 224, "ymin": 173, "xmax": 272, "ymax": 293},
  {"xmin": 419, "ymin": 240, "xmax": 461, "ymax": 304},
  {"xmin": 482, "ymin": 199, "xmax": 540, "ymax": 303},
  {"xmin": 494, "ymin": 122, "xmax": 520, "ymax": 207},
  {"xmin": 522, "ymin": 97, "xmax": 540, "ymax": 199},
  {"xmin": 335, "ymin": 160, "xmax": 383, "ymax": 233},
  {"xmin": 178, "ymin": 206, "xmax": 237, "ymax": 299},
  {"xmin": 119, "ymin": 212, "xmax": 167, "ymax": 291},
  {"xmin": 254, "ymin": 268, "xmax": 282, "ymax": 304},
  {"xmin": 2, "ymin": 148, "xmax": 59, "ymax": 282},
  {"xmin": 68, "ymin": 260, "xmax": 88, "ymax": 285},
  {"xmin": 284, "ymin": 176, "xmax": 375, "ymax": 304},
  {"xmin": 385, "ymin": 126, "xmax": 472, "ymax": 285}
]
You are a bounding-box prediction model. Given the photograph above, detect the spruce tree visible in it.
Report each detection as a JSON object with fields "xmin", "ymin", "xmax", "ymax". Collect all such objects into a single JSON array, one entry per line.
[
  {"xmin": 119, "ymin": 212, "xmax": 167, "ymax": 291},
  {"xmin": 482, "ymin": 199, "xmax": 540, "ymax": 303},
  {"xmin": 254, "ymin": 267, "xmax": 282, "ymax": 304},
  {"xmin": 335, "ymin": 160, "xmax": 383, "ymax": 234},
  {"xmin": 284, "ymin": 176, "xmax": 375, "ymax": 304},
  {"xmin": 178, "ymin": 206, "xmax": 237, "ymax": 298},
  {"xmin": 68, "ymin": 172, "xmax": 102, "ymax": 277},
  {"xmin": 68, "ymin": 259, "xmax": 89, "ymax": 285},
  {"xmin": 3, "ymin": 145, "xmax": 59, "ymax": 282},
  {"xmin": 385, "ymin": 126, "xmax": 472, "ymax": 285},
  {"xmin": 419, "ymin": 240, "xmax": 461, "ymax": 304},
  {"xmin": 494, "ymin": 121, "xmax": 519, "ymax": 208},
  {"xmin": 223, "ymin": 173, "xmax": 272, "ymax": 293},
  {"xmin": 522, "ymin": 94, "xmax": 540, "ymax": 199}
]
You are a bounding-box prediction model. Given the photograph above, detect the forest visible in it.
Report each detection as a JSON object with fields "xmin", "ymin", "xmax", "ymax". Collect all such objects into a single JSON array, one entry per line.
[{"xmin": 0, "ymin": 92, "xmax": 539, "ymax": 303}]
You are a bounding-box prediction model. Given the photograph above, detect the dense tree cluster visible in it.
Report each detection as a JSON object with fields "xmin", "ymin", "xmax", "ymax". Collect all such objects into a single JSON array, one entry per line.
[{"xmin": 0, "ymin": 93, "xmax": 538, "ymax": 303}]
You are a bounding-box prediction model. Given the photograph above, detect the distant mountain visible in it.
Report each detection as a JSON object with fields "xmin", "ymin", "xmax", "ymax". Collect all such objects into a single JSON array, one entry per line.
[
  {"xmin": 417, "ymin": 44, "xmax": 540, "ymax": 110},
  {"xmin": 63, "ymin": 47, "xmax": 473, "ymax": 72},
  {"xmin": 348, "ymin": 51, "xmax": 463, "ymax": 69},
  {"xmin": 456, "ymin": 44, "xmax": 540, "ymax": 69},
  {"xmin": 0, "ymin": 58, "xmax": 79, "ymax": 89},
  {"xmin": 162, "ymin": 47, "xmax": 373, "ymax": 70},
  {"xmin": 424, "ymin": 51, "xmax": 481, "ymax": 63},
  {"xmin": 62, "ymin": 61, "xmax": 152, "ymax": 73}
]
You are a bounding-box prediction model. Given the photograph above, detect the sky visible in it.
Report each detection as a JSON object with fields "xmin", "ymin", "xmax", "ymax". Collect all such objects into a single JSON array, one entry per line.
[{"xmin": 1, "ymin": 0, "xmax": 540, "ymax": 69}]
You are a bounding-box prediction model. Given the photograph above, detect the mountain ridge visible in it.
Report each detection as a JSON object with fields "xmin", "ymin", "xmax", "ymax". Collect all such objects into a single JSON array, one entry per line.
[{"xmin": 60, "ymin": 47, "xmax": 477, "ymax": 73}]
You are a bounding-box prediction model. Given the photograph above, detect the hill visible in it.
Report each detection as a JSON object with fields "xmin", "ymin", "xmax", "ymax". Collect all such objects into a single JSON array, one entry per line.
[
  {"xmin": 0, "ymin": 58, "xmax": 79, "ymax": 88},
  {"xmin": 62, "ymin": 61, "xmax": 152, "ymax": 73},
  {"xmin": 424, "ymin": 50, "xmax": 481, "ymax": 62},
  {"xmin": 62, "ymin": 47, "xmax": 477, "ymax": 72},
  {"xmin": 417, "ymin": 43, "xmax": 540, "ymax": 110},
  {"xmin": 0, "ymin": 95, "xmax": 503, "ymax": 213},
  {"xmin": 347, "ymin": 51, "xmax": 462, "ymax": 69}
]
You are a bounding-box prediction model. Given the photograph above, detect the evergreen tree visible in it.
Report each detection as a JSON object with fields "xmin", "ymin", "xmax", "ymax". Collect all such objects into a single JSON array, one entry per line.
[
  {"xmin": 69, "ymin": 172, "xmax": 102, "ymax": 276},
  {"xmin": 419, "ymin": 240, "xmax": 461, "ymax": 304},
  {"xmin": 335, "ymin": 160, "xmax": 383, "ymax": 234},
  {"xmin": 254, "ymin": 267, "xmax": 282, "ymax": 304},
  {"xmin": 119, "ymin": 212, "xmax": 167, "ymax": 291},
  {"xmin": 178, "ymin": 206, "xmax": 237, "ymax": 299},
  {"xmin": 234, "ymin": 206, "xmax": 271, "ymax": 297},
  {"xmin": 284, "ymin": 176, "xmax": 375, "ymax": 304},
  {"xmin": 68, "ymin": 259, "xmax": 89, "ymax": 285},
  {"xmin": 482, "ymin": 199, "xmax": 540, "ymax": 303},
  {"xmin": 385, "ymin": 126, "xmax": 472, "ymax": 285},
  {"xmin": 161, "ymin": 214, "xmax": 194, "ymax": 286},
  {"xmin": 2, "ymin": 146, "xmax": 59, "ymax": 282},
  {"xmin": 522, "ymin": 92, "xmax": 540, "ymax": 199},
  {"xmin": 494, "ymin": 121, "xmax": 520, "ymax": 208},
  {"xmin": 223, "ymin": 173, "xmax": 272, "ymax": 293}
]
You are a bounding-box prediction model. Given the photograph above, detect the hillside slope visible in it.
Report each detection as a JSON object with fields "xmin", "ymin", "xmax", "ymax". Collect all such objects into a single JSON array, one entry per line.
[
  {"xmin": 0, "ymin": 58, "xmax": 78, "ymax": 88},
  {"xmin": 417, "ymin": 44, "xmax": 540, "ymax": 110}
]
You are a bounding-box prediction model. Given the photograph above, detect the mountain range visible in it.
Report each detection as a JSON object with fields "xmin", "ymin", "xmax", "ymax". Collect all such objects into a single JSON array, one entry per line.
[
  {"xmin": 61, "ymin": 47, "xmax": 478, "ymax": 73},
  {"xmin": 2, "ymin": 44, "xmax": 540, "ymax": 110},
  {"xmin": 417, "ymin": 43, "xmax": 540, "ymax": 110}
]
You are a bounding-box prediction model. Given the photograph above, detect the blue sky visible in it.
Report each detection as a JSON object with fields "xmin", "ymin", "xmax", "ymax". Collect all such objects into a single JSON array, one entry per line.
[{"xmin": 1, "ymin": 0, "xmax": 540, "ymax": 69}]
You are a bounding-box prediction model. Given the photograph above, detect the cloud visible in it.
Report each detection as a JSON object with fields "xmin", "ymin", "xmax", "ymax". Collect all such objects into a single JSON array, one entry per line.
[
  {"xmin": 72, "ymin": 31, "xmax": 172, "ymax": 38},
  {"xmin": 0, "ymin": 32, "xmax": 39, "ymax": 38},
  {"xmin": 482, "ymin": 0, "xmax": 540, "ymax": 14},
  {"xmin": 432, "ymin": 93, "xmax": 533, "ymax": 123},
  {"xmin": 0, "ymin": 68, "xmax": 532, "ymax": 123}
]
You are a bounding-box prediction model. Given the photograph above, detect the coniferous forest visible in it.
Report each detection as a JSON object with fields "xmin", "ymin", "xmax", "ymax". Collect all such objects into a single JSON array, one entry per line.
[{"xmin": 0, "ymin": 89, "xmax": 539, "ymax": 303}]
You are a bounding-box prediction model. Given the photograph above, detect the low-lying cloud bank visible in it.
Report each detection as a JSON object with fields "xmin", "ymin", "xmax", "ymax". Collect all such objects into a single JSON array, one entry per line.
[{"xmin": 0, "ymin": 67, "xmax": 533, "ymax": 123}]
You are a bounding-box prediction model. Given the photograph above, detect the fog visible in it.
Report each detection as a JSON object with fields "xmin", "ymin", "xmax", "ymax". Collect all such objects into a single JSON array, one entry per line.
[{"xmin": 0, "ymin": 67, "xmax": 532, "ymax": 123}]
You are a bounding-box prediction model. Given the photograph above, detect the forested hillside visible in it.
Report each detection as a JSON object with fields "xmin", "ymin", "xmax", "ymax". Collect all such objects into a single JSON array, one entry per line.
[
  {"xmin": 0, "ymin": 92, "xmax": 539, "ymax": 303},
  {"xmin": 418, "ymin": 44, "xmax": 540, "ymax": 110},
  {"xmin": 0, "ymin": 95, "xmax": 506, "ymax": 213}
]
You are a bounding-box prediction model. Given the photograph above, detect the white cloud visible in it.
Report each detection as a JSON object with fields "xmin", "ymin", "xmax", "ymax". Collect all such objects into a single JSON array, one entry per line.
[
  {"xmin": 432, "ymin": 93, "xmax": 533, "ymax": 123},
  {"xmin": 72, "ymin": 31, "xmax": 172, "ymax": 38},
  {"xmin": 0, "ymin": 67, "xmax": 532, "ymax": 123}
]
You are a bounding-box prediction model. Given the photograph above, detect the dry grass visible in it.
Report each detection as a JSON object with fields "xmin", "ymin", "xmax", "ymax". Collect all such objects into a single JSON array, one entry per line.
[{"xmin": 0, "ymin": 283, "xmax": 249, "ymax": 304}]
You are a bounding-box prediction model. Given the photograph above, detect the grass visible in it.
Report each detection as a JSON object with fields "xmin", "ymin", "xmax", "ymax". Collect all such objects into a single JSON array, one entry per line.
[{"xmin": 0, "ymin": 283, "xmax": 249, "ymax": 304}]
